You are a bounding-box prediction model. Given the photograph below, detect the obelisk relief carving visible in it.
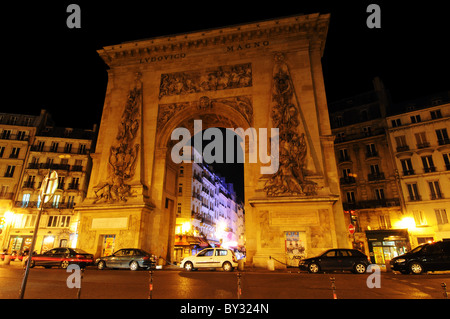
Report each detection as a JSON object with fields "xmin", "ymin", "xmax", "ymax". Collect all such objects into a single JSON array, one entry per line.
[
  {"xmin": 264, "ymin": 53, "xmax": 318, "ymax": 197},
  {"xmin": 94, "ymin": 73, "xmax": 142, "ymax": 203}
]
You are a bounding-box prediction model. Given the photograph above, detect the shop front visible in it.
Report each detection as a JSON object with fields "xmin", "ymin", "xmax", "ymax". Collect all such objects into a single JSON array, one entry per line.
[{"xmin": 366, "ymin": 229, "xmax": 411, "ymax": 270}]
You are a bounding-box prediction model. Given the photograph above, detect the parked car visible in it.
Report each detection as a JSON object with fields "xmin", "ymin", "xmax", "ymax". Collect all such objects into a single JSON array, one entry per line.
[
  {"xmin": 28, "ymin": 247, "xmax": 94, "ymax": 269},
  {"xmin": 298, "ymin": 248, "xmax": 371, "ymax": 274},
  {"xmin": 96, "ymin": 248, "xmax": 156, "ymax": 271},
  {"xmin": 180, "ymin": 248, "xmax": 238, "ymax": 272},
  {"xmin": 390, "ymin": 240, "xmax": 450, "ymax": 274}
]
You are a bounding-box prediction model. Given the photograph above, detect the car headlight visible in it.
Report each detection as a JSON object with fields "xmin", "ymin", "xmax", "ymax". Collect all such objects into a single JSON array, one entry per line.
[{"xmin": 395, "ymin": 258, "xmax": 406, "ymax": 263}]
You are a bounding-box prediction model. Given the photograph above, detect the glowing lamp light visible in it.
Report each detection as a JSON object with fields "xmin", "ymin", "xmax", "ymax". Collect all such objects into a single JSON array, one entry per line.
[
  {"xmin": 396, "ymin": 217, "xmax": 416, "ymax": 230},
  {"xmin": 4, "ymin": 211, "xmax": 14, "ymax": 224}
]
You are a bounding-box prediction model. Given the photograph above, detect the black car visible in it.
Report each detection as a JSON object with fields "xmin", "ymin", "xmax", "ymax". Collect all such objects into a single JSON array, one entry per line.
[
  {"xmin": 298, "ymin": 248, "xmax": 371, "ymax": 274},
  {"xmin": 28, "ymin": 247, "xmax": 94, "ymax": 269},
  {"xmin": 390, "ymin": 240, "xmax": 450, "ymax": 274},
  {"xmin": 96, "ymin": 248, "xmax": 156, "ymax": 271}
]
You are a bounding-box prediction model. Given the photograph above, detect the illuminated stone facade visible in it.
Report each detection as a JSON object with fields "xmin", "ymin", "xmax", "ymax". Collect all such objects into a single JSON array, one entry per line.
[{"xmin": 75, "ymin": 14, "xmax": 349, "ymax": 267}]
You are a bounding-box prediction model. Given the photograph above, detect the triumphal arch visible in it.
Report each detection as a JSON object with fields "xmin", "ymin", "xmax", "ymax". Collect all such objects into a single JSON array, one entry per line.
[{"xmin": 76, "ymin": 13, "xmax": 349, "ymax": 267}]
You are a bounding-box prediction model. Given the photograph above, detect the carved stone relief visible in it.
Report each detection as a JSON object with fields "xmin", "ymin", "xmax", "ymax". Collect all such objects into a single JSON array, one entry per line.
[
  {"xmin": 159, "ymin": 63, "xmax": 252, "ymax": 98},
  {"xmin": 264, "ymin": 53, "xmax": 318, "ymax": 197},
  {"xmin": 157, "ymin": 95, "xmax": 253, "ymax": 129},
  {"xmin": 94, "ymin": 73, "xmax": 142, "ymax": 203}
]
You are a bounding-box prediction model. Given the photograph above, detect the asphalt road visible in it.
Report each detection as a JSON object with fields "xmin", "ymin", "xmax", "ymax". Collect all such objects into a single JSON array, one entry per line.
[{"xmin": 1, "ymin": 261, "xmax": 449, "ymax": 300}]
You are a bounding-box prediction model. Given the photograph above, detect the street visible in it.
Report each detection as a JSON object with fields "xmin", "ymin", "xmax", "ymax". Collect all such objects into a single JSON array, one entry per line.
[{"xmin": 1, "ymin": 261, "xmax": 449, "ymax": 300}]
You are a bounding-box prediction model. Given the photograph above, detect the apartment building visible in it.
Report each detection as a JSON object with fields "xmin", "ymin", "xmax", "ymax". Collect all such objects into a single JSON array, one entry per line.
[
  {"xmin": 386, "ymin": 91, "xmax": 450, "ymax": 246},
  {"xmin": 173, "ymin": 147, "xmax": 244, "ymax": 263},
  {"xmin": 0, "ymin": 110, "xmax": 97, "ymax": 255}
]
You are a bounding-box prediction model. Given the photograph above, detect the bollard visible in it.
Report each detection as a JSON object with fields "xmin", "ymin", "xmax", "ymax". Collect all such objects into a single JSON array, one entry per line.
[
  {"xmin": 267, "ymin": 256, "xmax": 275, "ymax": 271},
  {"xmin": 330, "ymin": 277, "xmax": 337, "ymax": 299},
  {"xmin": 76, "ymin": 268, "xmax": 85, "ymax": 299},
  {"xmin": 237, "ymin": 272, "xmax": 242, "ymax": 299},
  {"xmin": 442, "ymin": 283, "xmax": 448, "ymax": 299},
  {"xmin": 149, "ymin": 269, "xmax": 154, "ymax": 299}
]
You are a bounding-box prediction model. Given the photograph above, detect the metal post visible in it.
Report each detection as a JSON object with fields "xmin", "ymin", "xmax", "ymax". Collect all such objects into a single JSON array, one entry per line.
[
  {"xmin": 18, "ymin": 203, "xmax": 44, "ymax": 299},
  {"xmin": 442, "ymin": 283, "xmax": 448, "ymax": 299},
  {"xmin": 149, "ymin": 269, "xmax": 154, "ymax": 299},
  {"xmin": 237, "ymin": 272, "xmax": 242, "ymax": 299},
  {"xmin": 330, "ymin": 277, "xmax": 337, "ymax": 299}
]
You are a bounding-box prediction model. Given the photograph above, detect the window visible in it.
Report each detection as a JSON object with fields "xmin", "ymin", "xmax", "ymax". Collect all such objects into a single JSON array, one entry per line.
[
  {"xmin": 410, "ymin": 115, "xmax": 421, "ymax": 123},
  {"xmin": 47, "ymin": 215, "xmax": 71, "ymax": 228},
  {"xmin": 375, "ymin": 188, "xmax": 385, "ymax": 201},
  {"xmin": 346, "ymin": 191, "xmax": 355, "ymax": 203},
  {"xmin": 50, "ymin": 142, "xmax": 59, "ymax": 152},
  {"xmin": 338, "ymin": 149, "xmax": 350, "ymax": 162},
  {"xmin": 67, "ymin": 196, "xmax": 75, "ymax": 208},
  {"xmin": 17, "ymin": 131, "xmax": 26, "ymax": 140},
  {"xmin": 413, "ymin": 210, "xmax": 427, "ymax": 226},
  {"xmin": 428, "ymin": 181, "xmax": 443, "ymax": 200},
  {"xmin": 430, "ymin": 109, "xmax": 442, "ymax": 119},
  {"xmin": 443, "ymin": 153, "xmax": 450, "ymax": 170},
  {"xmin": 366, "ymin": 143, "xmax": 377, "ymax": 157},
  {"xmin": 4, "ymin": 165, "xmax": 15, "ymax": 177},
  {"xmin": 363, "ymin": 126, "xmax": 372, "ymax": 136},
  {"xmin": 215, "ymin": 249, "xmax": 228, "ymax": 256},
  {"xmin": 9, "ymin": 147, "xmax": 20, "ymax": 159},
  {"xmin": 78, "ymin": 144, "xmax": 87, "ymax": 154},
  {"xmin": 52, "ymin": 194, "xmax": 61, "ymax": 208},
  {"xmin": 0, "ymin": 146, "xmax": 4, "ymax": 158},
  {"xmin": 415, "ymin": 132, "xmax": 429, "ymax": 148},
  {"xmin": 24, "ymin": 215, "xmax": 37, "ymax": 228},
  {"xmin": 1, "ymin": 130, "xmax": 11, "ymax": 139},
  {"xmin": 64, "ymin": 143, "xmax": 72, "ymax": 153},
  {"xmin": 395, "ymin": 136, "xmax": 408, "ymax": 151},
  {"xmin": 421, "ymin": 155, "xmax": 436, "ymax": 173},
  {"xmin": 391, "ymin": 119, "xmax": 401, "ymax": 127},
  {"xmin": 400, "ymin": 158, "xmax": 414, "ymax": 175},
  {"xmin": 406, "ymin": 183, "xmax": 421, "ymax": 201},
  {"xmin": 197, "ymin": 249, "xmax": 214, "ymax": 257},
  {"xmin": 325, "ymin": 250, "xmax": 337, "ymax": 257},
  {"xmin": 436, "ymin": 128, "xmax": 450, "ymax": 145},
  {"xmin": 379, "ymin": 215, "xmax": 391, "ymax": 229},
  {"xmin": 22, "ymin": 194, "xmax": 31, "ymax": 208},
  {"xmin": 435, "ymin": 209, "xmax": 448, "ymax": 225}
]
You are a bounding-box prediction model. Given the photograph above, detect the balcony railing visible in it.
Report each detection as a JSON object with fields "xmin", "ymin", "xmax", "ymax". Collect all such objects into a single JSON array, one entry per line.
[
  {"xmin": 438, "ymin": 138, "xmax": 450, "ymax": 146},
  {"xmin": 340, "ymin": 177, "xmax": 356, "ymax": 185},
  {"xmin": 343, "ymin": 198, "xmax": 400, "ymax": 210},
  {"xmin": 14, "ymin": 201, "xmax": 76, "ymax": 209},
  {"xmin": 368, "ymin": 172, "xmax": 385, "ymax": 181}
]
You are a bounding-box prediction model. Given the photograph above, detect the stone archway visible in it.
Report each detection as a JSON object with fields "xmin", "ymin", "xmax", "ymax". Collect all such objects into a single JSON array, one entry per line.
[{"xmin": 76, "ymin": 13, "xmax": 349, "ymax": 267}]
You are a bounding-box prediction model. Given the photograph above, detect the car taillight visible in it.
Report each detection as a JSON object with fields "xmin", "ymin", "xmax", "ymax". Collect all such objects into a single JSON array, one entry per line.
[
  {"xmin": 143, "ymin": 256, "xmax": 149, "ymax": 260},
  {"xmin": 232, "ymin": 255, "xmax": 237, "ymax": 263}
]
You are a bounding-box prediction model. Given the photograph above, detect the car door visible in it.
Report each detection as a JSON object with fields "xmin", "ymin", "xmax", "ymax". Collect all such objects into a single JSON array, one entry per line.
[
  {"xmin": 319, "ymin": 250, "xmax": 340, "ymax": 270},
  {"xmin": 338, "ymin": 249, "xmax": 354, "ymax": 270},
  {"xmin": 119, "ymin": 249, "xmax": 132, "ymax": 268},
  {"xmin": 108, "ymin": 249, "xmax": 123, "ymax": 267},
  {"xmin": 194, "ymin": 249, "xmax": 214, "ymax": 268},
  {"xmin": 441, "ymin": 241, "xmax": 450, "ymax": 270},
  {"xmin": 37, "ymin": 249, "xmax": 58, "ymax": 266},
  {"xmin": 421, "ymin": 243, "xmax": 442, "ymax": 271}
]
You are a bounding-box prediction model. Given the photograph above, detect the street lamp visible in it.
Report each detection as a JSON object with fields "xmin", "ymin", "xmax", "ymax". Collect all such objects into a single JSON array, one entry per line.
[{"xmin": 19, "ymin": 170, "xmax": 58, "ymax": 299}]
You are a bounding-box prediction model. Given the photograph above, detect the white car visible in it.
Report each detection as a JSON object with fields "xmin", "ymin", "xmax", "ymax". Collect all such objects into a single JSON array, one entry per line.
[{"xmin": 180, "ymin": 248, "xmax": 238, "ymax": 271}]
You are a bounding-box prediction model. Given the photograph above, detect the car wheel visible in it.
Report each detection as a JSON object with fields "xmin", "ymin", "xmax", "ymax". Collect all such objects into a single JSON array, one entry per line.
[
  {"xmin": 60, "ymin": 260, "xmax": 70, "ymax": 269},
  {"xmin": 130, "ymin": 261, "xmax": 139, "ymax": 271},
  {"xmin": 222, "ymin": 261, "xmax": 233, "ymax": 272},
  {"xmin": 97, "ymin": 261, "xmax": 106, "ymax": 270},
  {"xmin": 308, "ymin": 262, "xmax": 320, "ymax": 273},
  {"xmin": 409, "ymin": 262, "xmax": 423, "ymax": 274},
  {"xmin": 354, "ymin": 263, "xmax": 367, "ymax": 274},
  {"xmin": 184, "ymin": 261, "xmax": 194, "ymax": 271}
]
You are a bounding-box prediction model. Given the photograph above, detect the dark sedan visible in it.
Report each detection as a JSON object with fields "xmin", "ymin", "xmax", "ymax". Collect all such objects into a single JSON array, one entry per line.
[
  {"xmin": 390, "ymin": 240, "xmax": 450, "ymax": 274},
  {"xmin": 298, "ymin": 248, "xmax": 371, "ymax": 274},
  {"xmin": 28, "ymin": 247, "xmax": 94, "ymax": 269},
  {"xmin": 96, "ymin": 248, "xmax": 156, "ymax": 271}
]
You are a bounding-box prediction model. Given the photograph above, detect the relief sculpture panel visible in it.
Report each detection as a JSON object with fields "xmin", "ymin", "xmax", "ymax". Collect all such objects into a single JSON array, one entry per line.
[{"xmin": 159, "ymin": 63, "xmax": 252, "ymax": 98}]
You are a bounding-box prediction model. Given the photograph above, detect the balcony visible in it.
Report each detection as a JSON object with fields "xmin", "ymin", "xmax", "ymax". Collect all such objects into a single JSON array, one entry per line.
[
  {"xmin": 343, "ymin": 198, "xmax": 400, "ymax": 210},
  {"xmin": 340, "ymin": 177, "xmax": 356, "ymax": 185},
  {"xmin": 396, "ymin": 145, "xmax": 410, "ymax": 152},
  {"xmin": 403, "ymin": 169, "xmax": 415, "ymax": 176},
  {"xmin": 438, "ymin": 138, "xmax": 450, "ymax": 146},
  {"xmin": 368, "ymin": 172, "xmax": 385, "ymax": 181},
  {"xmin": 417, "ymin": 142, "xmax": 430, "ymax": 149},
  {"xmin": 22, "ymin": 181, "xmax": 35, "ymax": 189},
  {"xmin": 423, "ymin": 166, "xmax": 437, "ymax": 173},
  {"xmin": 365, "ymin": 151, "xmax": 379, "ymax": 159},
  {"xmin": 408, "ymin": 195, "xmax": 422, "ymax": 201},
  {"xmin": 14, "ymin": 201, "xmax": 76, "ymax": 209},
  {"xmin": 430, "ymin": 193, "xmax": 444, "ymax": 200},
  {"xmin": 338, "ymin": 156, "xmax": 351, "ymax": 163}
]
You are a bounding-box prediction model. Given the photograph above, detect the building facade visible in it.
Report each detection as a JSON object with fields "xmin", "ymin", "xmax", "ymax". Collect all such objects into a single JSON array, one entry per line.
[
  {"xmin": 386, "ymin": 91, "xmax": 450, "ymax": 246},
  {"xmin": 173, "ymin": 147, "xmax": 244, "ymax": 263},
  {"xmin": 0, "ymin": 110, "xmax": 97, "ymax": 255},
  {"xmin": 329, "ymin": 78, "xmax": 406, "ymax": 268}
]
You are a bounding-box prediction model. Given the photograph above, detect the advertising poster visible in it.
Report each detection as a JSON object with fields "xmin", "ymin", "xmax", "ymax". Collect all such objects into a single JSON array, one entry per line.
[{"xmin": 285, "ymin": 231, "xmax": 307, "ymax": 267}]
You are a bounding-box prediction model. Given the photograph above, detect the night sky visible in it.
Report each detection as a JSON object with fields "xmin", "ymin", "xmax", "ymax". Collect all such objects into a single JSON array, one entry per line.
[{"xmin": 3, "ymin": 1, "xmax": 449, "ymax": 201}]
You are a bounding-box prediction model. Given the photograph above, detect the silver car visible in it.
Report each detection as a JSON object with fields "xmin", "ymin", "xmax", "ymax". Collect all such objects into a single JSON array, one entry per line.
[
  {"xmin": 180, "ymin": 248, "xmax": 239, "ymax": 272},
  {"xmin": 96, "ymin": 248, "xmax": 156, "ymax": 271}
]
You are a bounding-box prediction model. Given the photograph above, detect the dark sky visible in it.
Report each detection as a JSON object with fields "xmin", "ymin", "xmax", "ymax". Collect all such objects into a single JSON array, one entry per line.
[{"xmin": 3, "ymin": 1, "xmax": 449, "ymax": 200}]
